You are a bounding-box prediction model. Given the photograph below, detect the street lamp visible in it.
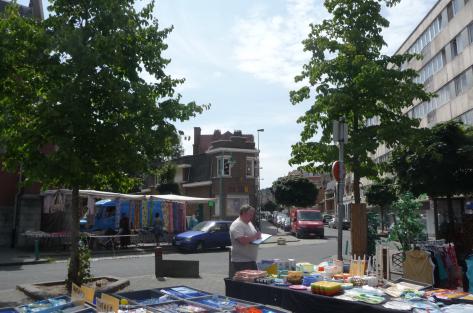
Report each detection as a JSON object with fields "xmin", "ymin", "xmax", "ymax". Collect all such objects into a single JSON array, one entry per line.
[{"xmin": 256, "ymin": 129, "xmax": 264, "ymax": 225}]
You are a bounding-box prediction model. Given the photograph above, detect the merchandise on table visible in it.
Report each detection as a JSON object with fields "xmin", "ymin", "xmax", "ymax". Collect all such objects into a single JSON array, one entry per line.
[
  {"xmin": 310, "ymin": 281, "xmax": 342, "ymax": 296},
  {"xmin": 149, "ymin": 301, "xmax": 215, "ymax": 313},
  {"xmin": 286, "ymin": 271, "xmax": 303, "ymax": 285},
  {"xmin": 191, "ymin": 295, "xmax": 254, "ymax": 310},
  {"xmin": 17, "ymin": 296, "xmax": 72, "ymax": 313},
  {"xmin": 159, "ymin": 287, "xmax": 210, "ymax": 299},
  {"xmin": 440, "ymin": 304, "xmax": 473, "ymax": 313},
  {"xmin": 116, "ymin": 289, "xmax": 175, "ymax": 305},
  {"xmin": 0, "ymin": 309, "xmax": 18, "ymax": 313},
  {"xmin": 382, "ymin": 300, "xmax": 412, "ymax": 311},
  {"xmin": 117, "ymin": 308, "xmax": 150, "ymax": 313},
  {"xmin": 288, "ymin": 285, "xmax": 308, "ymax": 291},
  {"xmin": 233, "ymin": 270, "xmax": 267, "ymax": 282}
]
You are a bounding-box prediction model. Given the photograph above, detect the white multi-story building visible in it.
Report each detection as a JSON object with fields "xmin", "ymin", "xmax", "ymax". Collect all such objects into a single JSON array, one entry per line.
[
  {"xmin": 374, "ymin": 0, "xmax": 473, "ymax": 162},
  {"xmin": 368, "ymin": 0, "xmax": 473, "ymax": 238}
]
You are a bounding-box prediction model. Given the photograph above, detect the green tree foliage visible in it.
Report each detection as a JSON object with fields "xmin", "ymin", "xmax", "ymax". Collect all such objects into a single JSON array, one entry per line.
[
  {"xmin": 272, "ymin": 176, "xmax": 318, "ymax": 208},
  {"xmin": 289, "ymin": 0, "xmax": 432, "ymax": 204},
  {"xmin": 365, "ymin": 177, "xmax": 397, "ymax": 231},
  {"xmin": 0, "ymin": 1, "xmax": 203, "ymax": 288},
  {"xmin": 154, "ymin": 162, "xmax": 180, "ymax": 194},
  {"xmin": 367, "ymin": 211, "xmax": 379, "ymax": 256},
  {"xmin": 390, "ymin": 121, "xmax": 473, "ymax": 240},
  {"xmin": 262, "ymin": 200, "xmax": 278, "ymax": 212},
  {"xmin": 389, "ymin": 193, "xmax": 425, "ymax": 253}
]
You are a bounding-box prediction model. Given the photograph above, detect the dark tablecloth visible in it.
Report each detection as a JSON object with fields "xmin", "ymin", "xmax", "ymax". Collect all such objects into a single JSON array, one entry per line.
[{"xmin": 224, "ymin": 278, "xmax": 404, "ymax": 313}]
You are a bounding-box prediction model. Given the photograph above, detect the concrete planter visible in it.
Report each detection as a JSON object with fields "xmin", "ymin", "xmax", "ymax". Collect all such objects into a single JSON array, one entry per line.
[{"xmin": 17, "ymin": 276, "xmax": 130, "ymax": 300}]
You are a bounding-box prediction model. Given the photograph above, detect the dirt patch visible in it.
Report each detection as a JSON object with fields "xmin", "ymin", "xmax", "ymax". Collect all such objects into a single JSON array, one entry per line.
[{"xmin": 17, "ymin": 277, "xmax": 129, "ymax": 300}]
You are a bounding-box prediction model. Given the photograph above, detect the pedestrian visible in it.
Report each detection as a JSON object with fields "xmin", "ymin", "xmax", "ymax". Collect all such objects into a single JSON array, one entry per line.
[
  {"xmin": 188, "ymin": 214, "xmax": 198, "ymax": 229},
  {"xmin": 229, "ymin": 204, "xmax": 262, "ymax": 278},
  {"xmin": 153, "ymin": 212, "xmax": 164, "ymax": 246},
  {"xmin": 118, "ymin": 213, "xmax": 130, "ymax": 248}
]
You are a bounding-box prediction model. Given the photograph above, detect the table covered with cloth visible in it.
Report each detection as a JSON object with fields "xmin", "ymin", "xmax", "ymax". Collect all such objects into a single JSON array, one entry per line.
[{"xmin": 224, "ymin": 278, "xmax": 404, "ymax": 313}]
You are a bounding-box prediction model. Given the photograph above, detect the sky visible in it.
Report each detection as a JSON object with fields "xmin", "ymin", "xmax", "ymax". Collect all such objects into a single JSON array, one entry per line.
[{"xmin": 37, "ymin": 0, "xmax": 438, "ymax": 189}]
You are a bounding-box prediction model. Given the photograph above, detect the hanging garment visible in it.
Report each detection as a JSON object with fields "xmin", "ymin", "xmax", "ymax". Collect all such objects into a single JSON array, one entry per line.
[
  {"xmin": 404, "ymin": 250, "xmax": 435, "ymax": 285},
  {"xmin": 466, "ymin": 255, "xmax": 473, "ymax": 293}
]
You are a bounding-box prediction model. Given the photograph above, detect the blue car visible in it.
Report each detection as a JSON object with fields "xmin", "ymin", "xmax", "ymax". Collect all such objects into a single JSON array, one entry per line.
[{"xmin": 173, "ymin": 220, "xmax": 232, "ymax": 252}]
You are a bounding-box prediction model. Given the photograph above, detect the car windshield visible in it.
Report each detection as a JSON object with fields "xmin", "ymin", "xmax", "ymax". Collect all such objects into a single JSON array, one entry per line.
[
  {"xmin": 297, "ymin": 211, "xmax": 322, "ymax": 221},
  {"xmin": 191, "ymin": 221, "xmax": 214, "ymax": 232}
]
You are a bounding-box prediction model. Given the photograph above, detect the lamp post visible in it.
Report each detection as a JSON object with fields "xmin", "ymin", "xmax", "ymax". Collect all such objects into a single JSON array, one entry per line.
[{"xmin": 256, "ymin": 129, "xmax": 264, "ymax": 225}]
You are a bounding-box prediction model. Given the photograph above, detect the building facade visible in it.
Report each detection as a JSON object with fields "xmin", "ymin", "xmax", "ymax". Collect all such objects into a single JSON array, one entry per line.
[
  {"xmin": 366, "ymin": 0, "xmax": 473, "ymax": 237},
  {"xmin": 164, "ymin": 128, "xmax": 259, "ymax": 220}
]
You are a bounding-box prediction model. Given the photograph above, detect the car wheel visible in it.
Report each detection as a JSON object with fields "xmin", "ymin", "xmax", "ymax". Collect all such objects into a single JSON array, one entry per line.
[
  {"xmin": 296, "ymin": 231, "xmax": 301, "ymax": 239},
  {"xmin": 195, "ymin": 241, "xmax": 205, "ymax": 252}
]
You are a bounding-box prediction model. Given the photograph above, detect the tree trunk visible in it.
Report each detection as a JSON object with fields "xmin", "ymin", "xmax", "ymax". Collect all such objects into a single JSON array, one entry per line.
[
  {"xmin": 380, "ymin": 206, "xmax": 385, "ymax": 233},
  {"xmin": 67, "ymin": 186, "xmax": 80, "ymax": 291},
  {"xmin": 447, "ymin": 195, "xmax": 454, "ymax": 243},
  {"xmin": 352, "ymin": 113, "xmax": 361, "ymax": 205},
  {"xmin": 434, "ymin": 198, "xmax": 439, "ymax": 240}
]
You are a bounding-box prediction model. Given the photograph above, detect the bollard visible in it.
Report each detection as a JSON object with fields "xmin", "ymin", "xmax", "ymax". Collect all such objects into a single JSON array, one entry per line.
[
  {"xmin": 34, "ymin": 239, "xmax": 40, "ymax": 261},
  {"xmin": 155, "ymin": 246, "xmax": 163, "ymax": 261}
]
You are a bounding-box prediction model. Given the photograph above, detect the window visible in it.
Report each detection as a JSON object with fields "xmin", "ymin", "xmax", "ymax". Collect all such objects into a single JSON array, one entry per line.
[
  {"xmin": 447, "ymin": 2, "xmax": 454, "ymax": 21},
  {"xmin": 454, "ymin": 71, "xmax": 468, "ymax": 96},
  {"xmin": 246, "ymin": 157, "xmax": 255, "ymax": 177},
  {"xmin": 469, "ymin": 23, "xmax": 473, "ymax": 44},
  {"xmin": 217, "ymin": 156, "xmax": 232, "ymax": 177},
  {"xmin": 451, "ymin": 38, "xmax": 458, "ymax": 57}
]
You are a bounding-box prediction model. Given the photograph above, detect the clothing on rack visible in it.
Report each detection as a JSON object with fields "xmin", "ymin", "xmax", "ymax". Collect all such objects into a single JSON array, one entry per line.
[{"xmin": 404, "ymin": 250, "xmax": 435, "ymax": 285}]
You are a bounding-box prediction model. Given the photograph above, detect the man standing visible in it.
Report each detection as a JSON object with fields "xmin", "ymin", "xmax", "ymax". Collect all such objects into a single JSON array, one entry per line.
[{"xmin": 229, "ymin": 204, "xmax": 262, "ymax": 278}]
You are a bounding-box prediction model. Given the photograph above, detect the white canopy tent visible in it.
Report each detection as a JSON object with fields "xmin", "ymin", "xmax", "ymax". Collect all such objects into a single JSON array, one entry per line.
[{"xmin": 41, "ymin": 189, "xmax": 214, "ymax": 203}]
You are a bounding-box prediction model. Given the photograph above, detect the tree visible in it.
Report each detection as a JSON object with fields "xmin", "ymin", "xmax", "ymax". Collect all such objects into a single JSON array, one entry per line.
[
  {"xmin": 262, "ymin": 200, "xmax": 278, "ymax": 212},
  {"xmin": 272, "ymin": 176, "xmax": 318, "ymax": 208},
  {"xmin": 389, "ymin": 193, "xmax": 425, "ymax": 253},
  {"xmin": 289, "ymin": 0, "xmax": 432, "ymax": 204},
  {"xmin": 0, "ymin": 1, "xmax": 203, "ymax": 288},
  {"xmin": 155, "ymin": 162, "xmax": 180, "ymax": 195},
  {"xmin": 390, "ymin": 121, "xmax": 473, "ymax": 241},
  {"xmin": 364, "ymin": 177, "xmax": 397, "ymax": 231}
]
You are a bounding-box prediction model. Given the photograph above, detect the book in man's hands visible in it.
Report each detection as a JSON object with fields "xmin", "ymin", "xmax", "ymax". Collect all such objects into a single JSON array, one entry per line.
[{"xmin": 251, "ymin": 233, "xmax": 272, "ymax": 245}]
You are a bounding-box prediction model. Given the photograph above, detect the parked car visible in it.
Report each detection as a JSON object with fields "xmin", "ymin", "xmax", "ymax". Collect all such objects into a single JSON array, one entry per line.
[
  {"xmin": 323, "ymin": 214, "xmax": 333, "ymax": 225},
  {"xmin": 328, "ymin": 217, "xmax": 350, "ymax": 230},
  {"xmin": 173, "ymin": 220, "xmax": 232, "ymax": 252},
  {"xmin": 282, "ymin": 216, "xmax": 291, "ymax": 231}
]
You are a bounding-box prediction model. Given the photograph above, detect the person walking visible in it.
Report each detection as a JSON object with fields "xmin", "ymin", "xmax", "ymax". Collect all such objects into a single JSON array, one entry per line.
[
  {"xmin": 153, "ymin": 212, "xmax": 164, "ymax": 246},
  {"xmin": 229, "ymin": 204, "xmax": 261, "ymax": 278}
]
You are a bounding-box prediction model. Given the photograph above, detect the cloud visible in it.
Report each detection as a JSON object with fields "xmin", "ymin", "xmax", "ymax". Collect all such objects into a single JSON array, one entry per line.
[
  {"xmin": 382, "ymin": 0, "xmax": 438, "ymax": 55},
  {"xmin": 232, "ymin": 0, "xmax": 328, "ymax": 88}
]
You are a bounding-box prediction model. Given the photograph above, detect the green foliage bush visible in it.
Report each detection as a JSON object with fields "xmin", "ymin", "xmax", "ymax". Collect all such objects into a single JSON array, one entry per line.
[{"xmin": 389, "ymin": 193, "xmax": 426, "ymax": 253}]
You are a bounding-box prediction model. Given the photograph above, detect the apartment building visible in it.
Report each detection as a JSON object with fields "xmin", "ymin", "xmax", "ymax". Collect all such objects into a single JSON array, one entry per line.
[
  {"xmin": 374, "ymin": 0, "xmax": 473, "ymax": 162},
  {"xmin": 368, "ymin": 0, "xmax": 473, "ymax": 237}
]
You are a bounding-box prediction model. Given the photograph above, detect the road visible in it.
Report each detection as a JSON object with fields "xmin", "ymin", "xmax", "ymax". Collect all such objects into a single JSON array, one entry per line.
[{"xmin": 0, "ymin": 226, "xmax": 351, "ymax": 306}]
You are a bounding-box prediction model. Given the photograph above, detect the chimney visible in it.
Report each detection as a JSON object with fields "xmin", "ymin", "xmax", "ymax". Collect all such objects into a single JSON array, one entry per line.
[
  {"xmin": 29, "ymin": 0, "xmax": 44, "ymax": 20},
  {"xmin": 193, "ymin": 127, "xmax": 201, "ymax": 155}
]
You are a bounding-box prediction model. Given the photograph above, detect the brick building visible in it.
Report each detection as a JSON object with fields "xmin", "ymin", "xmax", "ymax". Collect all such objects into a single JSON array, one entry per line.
[{"xmin": 170, "ymin": 127, "xmax": 259, "ymax": 220}]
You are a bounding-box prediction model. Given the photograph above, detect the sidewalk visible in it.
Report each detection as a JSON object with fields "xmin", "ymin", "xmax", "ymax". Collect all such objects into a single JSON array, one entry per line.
[
  {"xmin": 0, "ymin": 243, "xmax": 175, "ymax": 267},
  {"xmin": 0, "ymin": 220, "xmax": 296, "ymax": 267}
]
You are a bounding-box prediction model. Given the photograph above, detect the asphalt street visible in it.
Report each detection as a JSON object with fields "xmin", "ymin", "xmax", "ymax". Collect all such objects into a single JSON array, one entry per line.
[{"xmin": 0, "ymin": 226, "xmax": 351, "ymax": 306}]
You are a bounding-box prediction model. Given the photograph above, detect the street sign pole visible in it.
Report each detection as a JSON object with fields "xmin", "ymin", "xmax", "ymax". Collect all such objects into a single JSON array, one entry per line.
[{"xmin": 333, "ymin": 119, "xmax": 347, "ymax": 261}]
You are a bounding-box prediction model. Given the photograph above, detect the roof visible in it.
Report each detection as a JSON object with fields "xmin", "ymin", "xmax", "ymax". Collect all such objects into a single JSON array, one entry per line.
[{"xmin": 174, "ymin": 153, "xmax": 211, "ymax": 183}]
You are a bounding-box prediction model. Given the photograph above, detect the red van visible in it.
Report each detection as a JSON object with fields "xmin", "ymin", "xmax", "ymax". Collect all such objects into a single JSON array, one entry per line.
[{"xmin": 290, "ymin": 208, "xmax": 324, "ymax": 238}]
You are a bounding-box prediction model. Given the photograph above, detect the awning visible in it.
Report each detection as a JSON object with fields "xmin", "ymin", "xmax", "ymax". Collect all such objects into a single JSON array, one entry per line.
[{"xmin": 41, "ymin": 189, "xmax": 214, "ymax": 203}]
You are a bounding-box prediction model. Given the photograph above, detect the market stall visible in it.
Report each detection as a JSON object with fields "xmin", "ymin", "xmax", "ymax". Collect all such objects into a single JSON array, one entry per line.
[
  {"xmin": 223, "ymin": 257, "xmax": 473, "ymax": 313},
  {"xmin": 8, "ymin": 285, "xmax": 288, "ymax": 313}
]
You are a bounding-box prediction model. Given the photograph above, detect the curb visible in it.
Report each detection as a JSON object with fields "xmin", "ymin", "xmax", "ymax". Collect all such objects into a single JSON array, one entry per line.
[
  {"xmin": 0, "ymin": 259, "xmax": 51, "ymax": 267},
  {"xmin": 0, "ymin": 246, "xmax": 177, "ymax": 267},
  {"xmin": 17, "ymin": 276, "xmax": 130, "ymax": 300}
]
